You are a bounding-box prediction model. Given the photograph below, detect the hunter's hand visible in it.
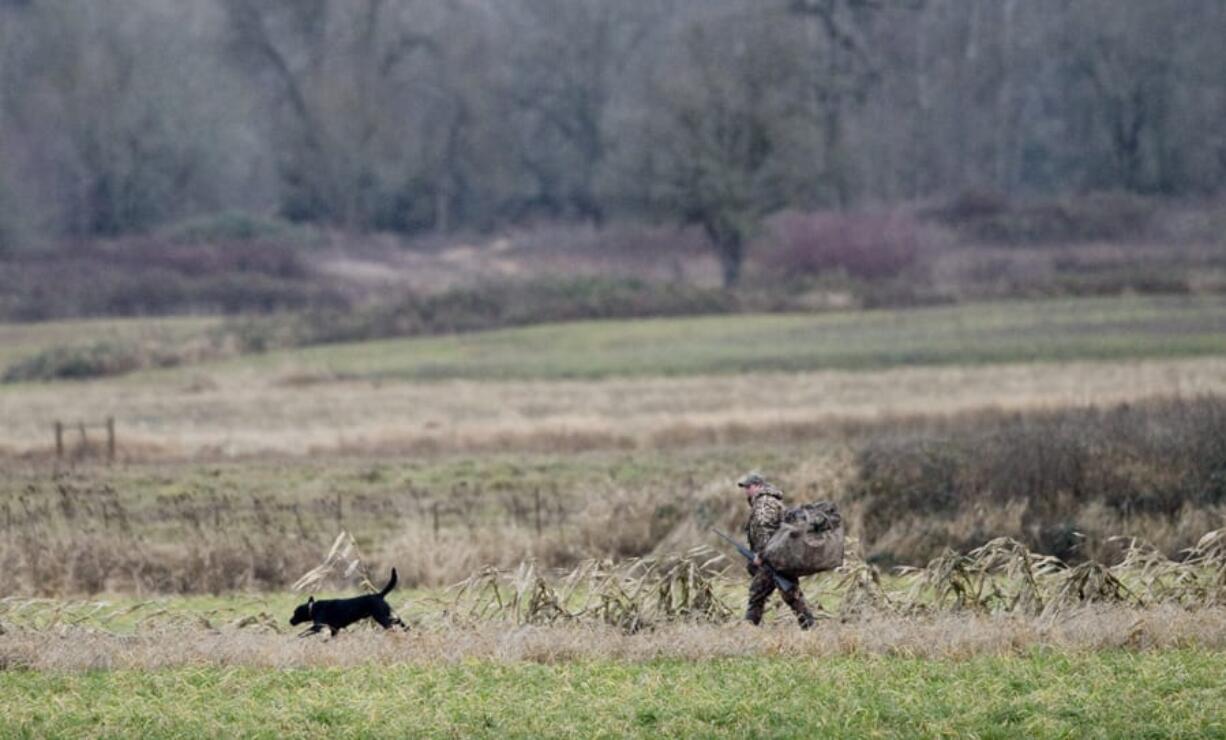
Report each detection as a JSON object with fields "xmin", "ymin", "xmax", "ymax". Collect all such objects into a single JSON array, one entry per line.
[{"xmin": 752, "ymin": 554, "xmax": 763, "ymax": 567}]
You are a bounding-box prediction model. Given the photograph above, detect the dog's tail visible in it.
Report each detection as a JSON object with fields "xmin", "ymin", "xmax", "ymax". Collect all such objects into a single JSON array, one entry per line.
[{"xmin": 380, "ymin": 568, "xmax": 398, "ymax": 597}]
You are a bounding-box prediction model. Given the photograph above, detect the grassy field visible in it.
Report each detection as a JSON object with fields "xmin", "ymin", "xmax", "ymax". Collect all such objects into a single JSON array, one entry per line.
[
  {"xmin": 3, "ymin": 294, "xmax": 1224, "ymax": 383},
  {"xmin": 2, "ymin": 295, "xmax": 1225, "ymax": 459},
  {"xmin": 4, "ymin": 294, "xmax": 1226, "ymax": 737},
  {"xmin": 2, "ymin": 651, "xmax": 1224, "ymax": 737},
  {"xmin": 4, "ymin": 394, "xmax": 1226, "ymax": 594},
  {"xmin": 204, "ymin": 294, "xmax": 1226, "ymax": 381}
]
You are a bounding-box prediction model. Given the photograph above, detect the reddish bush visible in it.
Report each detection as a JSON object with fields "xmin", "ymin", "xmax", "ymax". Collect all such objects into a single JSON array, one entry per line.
[{"xmin": 766, "ymin": 211, "xmax": 924, "ymax": 280}]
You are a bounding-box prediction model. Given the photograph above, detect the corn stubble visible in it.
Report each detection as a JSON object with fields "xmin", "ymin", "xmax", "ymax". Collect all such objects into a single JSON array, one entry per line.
[
  {"xmin": 449, "ymin": 547, "xmax": 733, "ymax": 632},
  {"xmin": 5, "ymin": 528, "xmax": 1225, "ymax": 672}
]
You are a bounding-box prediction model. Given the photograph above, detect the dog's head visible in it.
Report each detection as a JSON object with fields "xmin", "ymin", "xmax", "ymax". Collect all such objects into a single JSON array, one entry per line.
[{"xmin": 289, "ymin": 596, "xmax": 314, "ymax": 625}]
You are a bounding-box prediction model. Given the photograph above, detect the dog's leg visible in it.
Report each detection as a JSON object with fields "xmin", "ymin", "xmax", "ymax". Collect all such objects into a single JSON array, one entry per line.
[{"xmin": 297, "ymin": 624, "xmax": 324, "ymax": 638}]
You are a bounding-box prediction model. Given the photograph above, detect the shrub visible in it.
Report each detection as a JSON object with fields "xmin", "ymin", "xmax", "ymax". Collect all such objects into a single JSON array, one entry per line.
[
  {"xmin": 847, "ymin": 397, "xmax": 1226, "ymax": 564},
  {"xmin": 924, "ymin": 189, "xmax": 1009, "ymax": 223},
  {"xmin": 1, "ymin": 342, "xmax": 152, "ymax": 382},
  {"xmin": 1, "ymin": 334, "xmax": 241, "ymax": 383},
  {"xmin": 936, "ymin": 192, "xmax": 1159, "ymax": 245},
  {"xmin": 0, "ymin": 238, "xmax": 348, "ymax": 320},
  {"xmin": 116, "ymin": 238, "xmax": 312, "ymax": 279},
  {"xmin": 160, "ymin": 211, "xmax": 320, "ymax": 245},
  {"xmin": 232, "ymin": 277, "xmax": 738, "ymax": 351},
  {"xmin": 765, "ymin": 211, "xmax": 924, "ymax": 280}
]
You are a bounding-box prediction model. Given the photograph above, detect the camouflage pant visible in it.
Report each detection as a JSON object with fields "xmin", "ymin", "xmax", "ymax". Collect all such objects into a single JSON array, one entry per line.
[{"xmin": 746, "ymin": 569, "xmax": 816, "ymax": 629}]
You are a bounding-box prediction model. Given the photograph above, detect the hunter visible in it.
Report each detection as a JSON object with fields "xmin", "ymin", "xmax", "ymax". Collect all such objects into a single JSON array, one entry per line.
[{"xmin": 738, "ymin": 472, "xmax": 817, "ymax": 630}]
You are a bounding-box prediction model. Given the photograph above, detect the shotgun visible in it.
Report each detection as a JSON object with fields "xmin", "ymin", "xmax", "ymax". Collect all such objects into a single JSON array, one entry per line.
[{"xmin": 712, "ymin": 528, "xmax": 795, "ymax": 592}]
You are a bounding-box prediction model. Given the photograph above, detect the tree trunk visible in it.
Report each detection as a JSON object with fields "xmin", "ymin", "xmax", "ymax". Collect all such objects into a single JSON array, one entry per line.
[{"xmin": 706, "ymin": 223, "xmax": 744, "ymax": 288}]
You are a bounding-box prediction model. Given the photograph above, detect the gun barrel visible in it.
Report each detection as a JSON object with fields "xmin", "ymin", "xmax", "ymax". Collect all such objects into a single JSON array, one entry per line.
[
  {"xmin": 711, "ymin": 528, "xmax": 795, "ymax": 592},
  {"xmin": 712, "ymin": 528, "xmax": 752, "ymax": 559}
]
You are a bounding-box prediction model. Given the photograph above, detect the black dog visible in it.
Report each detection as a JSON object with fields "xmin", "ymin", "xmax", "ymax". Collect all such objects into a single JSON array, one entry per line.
[{"xmin": 289, "ymin": 569, "xmax": 406, "ymax": 637}]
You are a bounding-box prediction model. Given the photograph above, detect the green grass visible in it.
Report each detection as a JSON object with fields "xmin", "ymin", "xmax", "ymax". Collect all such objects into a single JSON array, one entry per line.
[
  {"xmin": 212, "ymin": 294, "xmax": 1226, "ymax": 382},
  {"xmin": 2, "ymin": 652, "xmax": 1224, "ymax": 737},
  {"xmin": 0, "ymin": 316, "xmax": 220, "ymax": 370},
  {"xmin": 2, "ymin": 294, "xmax": 1223, "ymax": 388}
]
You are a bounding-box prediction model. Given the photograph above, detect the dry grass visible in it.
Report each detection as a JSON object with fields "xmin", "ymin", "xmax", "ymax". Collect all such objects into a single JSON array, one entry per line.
[
  {"xmin": 3, "ymin": 395, "xmax": 1226, "ymax": 595},
  {"xmin": 0, "ymin": 533, "xmax": 321, "ymax": 596},
  {"xmin": 429, "ymin": 529, "xmax": 1226, "ymax": 629},
  {"xmin": 4, "ymin": 537, "xmax": 1225, "ymax": 662},
  {"xmin": 3, "ymin": 357, "xmax": 1225, "ymax": 460},
  {"xmin": 2, "ymin": 606, "xmax": 1225, "ymax": 672},
  {"xmin": 0, "ymin": 468, "xmax": 714, "ymax": 595}
]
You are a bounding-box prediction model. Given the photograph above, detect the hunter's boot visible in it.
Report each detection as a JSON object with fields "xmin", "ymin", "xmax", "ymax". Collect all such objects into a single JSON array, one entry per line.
[
  {"xmin": 797, "ymin": 610, "xmax": 817, "ymax": 630},
  {"xmin": 782, "ymin": 585, "xmax": 817, "ymax": 630}
]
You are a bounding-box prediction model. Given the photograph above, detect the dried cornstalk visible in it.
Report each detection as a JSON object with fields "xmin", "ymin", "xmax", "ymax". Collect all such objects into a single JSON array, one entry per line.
[{"xmin": 291, "ymin": 531, "xmax": 373, "ymax": 593}]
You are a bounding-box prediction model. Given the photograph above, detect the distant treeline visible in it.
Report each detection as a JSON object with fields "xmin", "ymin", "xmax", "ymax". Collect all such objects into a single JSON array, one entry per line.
[{"xmin": 2, "ymin": 0, "xmax": 1225, "ymax": 283}]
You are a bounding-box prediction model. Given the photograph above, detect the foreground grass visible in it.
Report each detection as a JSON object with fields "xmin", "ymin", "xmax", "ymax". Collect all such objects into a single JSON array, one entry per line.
[{"xmin": 2, "ymin": 651, "xmax": 1224, "ymax": 737}]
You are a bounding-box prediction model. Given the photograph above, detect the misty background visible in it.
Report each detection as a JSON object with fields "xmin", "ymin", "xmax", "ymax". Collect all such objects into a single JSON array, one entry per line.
[{"xmin": 1, "ymin": 0, "xmax": 1224, "ymax": 324}]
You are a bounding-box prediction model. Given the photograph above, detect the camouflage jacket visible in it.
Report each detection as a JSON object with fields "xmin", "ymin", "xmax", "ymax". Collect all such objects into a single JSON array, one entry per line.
[{"xmin": 744, "ymin": 485, "xmax": 785, "ymax": 553}]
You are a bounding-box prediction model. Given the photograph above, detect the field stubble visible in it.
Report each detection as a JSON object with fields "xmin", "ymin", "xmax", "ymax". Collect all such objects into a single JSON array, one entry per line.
[
  {"xmin": 3, "ymin": 395, "xmax": 1226, "ymax": 595},
  {"xmin": 2, "ymin": 295, "xmax": 1225, "ymax": 460},
  {"xmin": 2, "ymin": 607, "xmax": 1226, "ymax": 671},
  {"xmin": 2, "ymin": 358, "xmax": 1225, "ymax": 461},
  {"xmin": 3, "ymin": 523, "xmax": 1226, "ymax": 669}
]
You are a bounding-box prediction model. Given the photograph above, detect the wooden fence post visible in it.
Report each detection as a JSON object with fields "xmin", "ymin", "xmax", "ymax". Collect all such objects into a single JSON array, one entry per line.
[
  {"xmin": 54, "ymin": 421, "xmax": 63, "ymax": 459},
  {"xmin": 106, "ymin": 417, "xmax": 116, "ymax": 463},
  {"xmin": 534, "ymin": 488, "xmax": 542, "ymax": 538}
]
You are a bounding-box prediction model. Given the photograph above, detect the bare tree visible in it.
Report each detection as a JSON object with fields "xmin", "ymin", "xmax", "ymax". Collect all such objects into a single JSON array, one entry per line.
[
  {"xmin": 0, "ymin": 0, "xmax": 248, "ymax": 237},
  {"xmin": 788, "ymin": 0, "xmax": 917, "ymax": 206},
  {"xmin": 1065, "ymin": 1, "xmax": 1180, "ymax": 193},
  {"xmin": 498, "ymin": 0, "xmax": 667, "ymax": 224},
  {"xmin": 221, "ymin": 0, "xmax": 441, "ymax": 229},
  {"xmin": 640, "ymin": 9, "xmax": 811, "ymax": 286},
  {"xmin": 3, "ymin": 0, "xmax": 1226, "ymax": 247}
]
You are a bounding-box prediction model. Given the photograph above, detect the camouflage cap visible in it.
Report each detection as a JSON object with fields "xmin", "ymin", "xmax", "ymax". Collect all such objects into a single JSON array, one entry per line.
[{"xmin": 737, "ymin": 472, "xmax": 767, "ymax": 488}]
